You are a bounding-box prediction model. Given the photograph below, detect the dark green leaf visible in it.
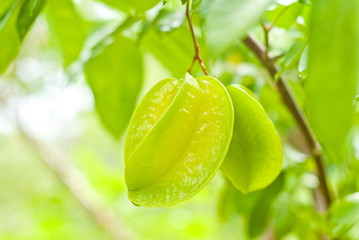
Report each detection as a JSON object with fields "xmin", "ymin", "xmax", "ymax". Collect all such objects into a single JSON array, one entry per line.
[
  {"xmin": 84, "ymin": 34, "xmax": 144, "ymax": 139},
  {"xmin": 248, "ymin": 174, "xmax": 284, "ymax": 237},
  {"xmin": 0, "ymin": 1, "xmax": 21, "ymax": 74},
  {"xmin": 217, "ymin": 173, "xmax": 285, "ymax": 236},
  {"xmin": 0, "ymin": 0, "xmax": 45, "ymax": 74},
  {"xmin": 305, "ymin": 0, "xmax": 359, "ymax": 162},
  {"xmin": 217, "ymin": 181, "xmax": 241, "ymax": 220},
  {"xmin": 217, "ymin": 180, "xmax": 263, "ymax": 221},
  {"xmin": 17, "ymin": 0, "xmax": 46, "ymax": 39},
  {"xmin": 299, "ymin": 0, "xmax": 311, "ymax": 5}
]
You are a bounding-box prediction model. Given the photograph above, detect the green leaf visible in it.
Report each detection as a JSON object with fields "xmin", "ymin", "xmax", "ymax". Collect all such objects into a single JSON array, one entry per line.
[
  {"xmin": 162, "ymin": 0, "xmax": 183, "ymax": 9},
  {"xmin": 305, "ymin": 0, "xmax": 359, "ymax": 162},
  {"xmin": 217, "ymin": 181, "xmax": 242, "ymax": 220},
  {"xmin": 125, "ymin": 75, "xmax": 234, "ymax": 207},
  {"xmin": 265, "ymin": 2, "xmax": 303, "ymax": 29},
  {"xmin": 0, "ymin": 0, "xmax": 45, "ymax": 74},
  {"xmin": 192, "ymin": 0, "xmax": 202, "ymax": 11},
  {"xmin": 330, "ymin": 193, "xmax": 359, "ymax": 238},
  {"xmin": 248, "ymin": 173, "xmax": 284, "ymax": 237},
  {"xmin": 45, "ymin": 0, "xmax": 88, "ymax": 66},
  {"xmin": 84, "ymin": 34, "xmax": 144, "ymax": 139},
  {"xmin": 299, "ymin": 0, "xmax": 311, "ymax": 5},
  {"xmin": 141, "ymin": 26, "xmax": 194, "ymax": 78},
  {"xmin": 201, "ymin": 0, "xmax": 275, "ymax": 55},
  {"xmin": 17, "ymin": 0, "xmax": 46, "ymax": 39},
  {"xmin": 0, "ymin": 0, "xmax": 14, "ymax": 15},
  {"xmin": 217, "ymin": 173, "xmax": 284, "ymax": 236},
  {"xmin": 0, "ymin": 1, "xmax": 21, "ymax": 74},
  {"xmin": 298, "ymin": 45, "xmax": 308, "ymax": 75},
  {"xmin": 248, "ymin": 200, "xmax": 270, "ymax": 236},
  {"xmin": 98, "ymin": 0, "xmax": 160, "ymax": 13},
  {"xmin": 133, "ymin": 0, "xmax": 161, "ymax": 13},
  {"xmin": 97, "ymin": 0, "xmax": 132, "ymax": 13},
  {"xmin": 279, "ymin": 41, "xmax": 307, "ymax": 70},
  {"xmin": 222, "ymin": 85, "xmax": 283, "ymax": 194}
]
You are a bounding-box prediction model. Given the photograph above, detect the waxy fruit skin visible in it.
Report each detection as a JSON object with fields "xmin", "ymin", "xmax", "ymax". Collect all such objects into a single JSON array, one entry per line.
[
  {"xmin": 125, "ymin": 74, "xmax": 234, "ymax": 207},
  {"xmin": 222, "ymin": 85, "xmax": 283, "ymax": 194}
]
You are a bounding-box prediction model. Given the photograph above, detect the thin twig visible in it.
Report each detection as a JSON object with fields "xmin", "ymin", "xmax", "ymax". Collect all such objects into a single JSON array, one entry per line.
[
  {"xmin": 243, "ymin": 34, "xmax": 332, "ymax": 209},
  {"xmin": 186, "ymin": 2, "xmax": 209, "ymax": 75}
]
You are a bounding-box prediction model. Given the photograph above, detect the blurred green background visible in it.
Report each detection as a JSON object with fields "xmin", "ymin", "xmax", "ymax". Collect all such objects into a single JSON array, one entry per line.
[{"xmin": 1, "ymin": 0, "xmax": 359, "ymax": 239}]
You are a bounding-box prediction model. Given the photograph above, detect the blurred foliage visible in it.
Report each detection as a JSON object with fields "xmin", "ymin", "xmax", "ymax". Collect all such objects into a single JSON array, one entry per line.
[
  {"xmin": 0, "ymin": 0, "xmax": 45, "ymax": 74},
  {"xmin": 0, "ymin": 0, "xmax": 358, "ymax": 239},
  {"xmin": 85, "ymin": 31, "xmax": 144, "ymax": 139},
  {"xmin": 201, "ymin": 0, "xmax": 275, "ymax": 55},
  {"xmin": 305, "ymin": 0, "xmax": 359, "ymax": 164},
  {"xmin": 45, "ymin": 0, "xmax": 89, "ymax": 67}
]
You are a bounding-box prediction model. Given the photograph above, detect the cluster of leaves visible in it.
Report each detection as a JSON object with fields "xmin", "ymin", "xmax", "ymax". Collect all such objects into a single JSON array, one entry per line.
[{"xmin": 1, "ymin": 0, "xmax": 359, "ymax": 239}]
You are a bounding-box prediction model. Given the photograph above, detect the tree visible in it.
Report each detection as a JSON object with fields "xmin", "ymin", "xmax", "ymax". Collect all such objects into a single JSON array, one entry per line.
[{"xmin": 0, "ymin": 0, "xmax": 358, "ymax": 239}]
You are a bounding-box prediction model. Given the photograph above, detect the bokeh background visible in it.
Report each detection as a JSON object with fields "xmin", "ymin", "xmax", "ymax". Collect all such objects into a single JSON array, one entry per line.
[{"xmin": 1, "ymin": 0, "xmax": 359, "ymax": 239}]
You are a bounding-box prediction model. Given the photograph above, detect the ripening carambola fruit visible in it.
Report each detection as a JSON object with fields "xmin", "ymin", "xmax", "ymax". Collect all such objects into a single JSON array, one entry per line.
[
  {"xmin": 124, "ymin": 74, "xmax": 234, "ymax": 207},
  {"xmin": 221, "ymin": 85, "xmax": 283, "ymax": 194}
]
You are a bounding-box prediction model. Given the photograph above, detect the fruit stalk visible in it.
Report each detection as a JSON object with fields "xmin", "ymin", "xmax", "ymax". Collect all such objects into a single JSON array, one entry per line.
[{"xmin": 186, "ymin": 1, "xmax": 209, "ymax": 75}]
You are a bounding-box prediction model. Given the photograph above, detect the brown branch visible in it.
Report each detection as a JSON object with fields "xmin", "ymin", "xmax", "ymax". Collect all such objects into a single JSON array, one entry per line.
[
  {"xmin": 186, "ymin": 2, "xmax": 209, "ymax": 75},
  {"xmin": 243, "ymin": 34, "xmax": 332, "ymax": 209},
  {"xmin": 7, "ymin": 112, "xmax": 133, "ymax": 240}
]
